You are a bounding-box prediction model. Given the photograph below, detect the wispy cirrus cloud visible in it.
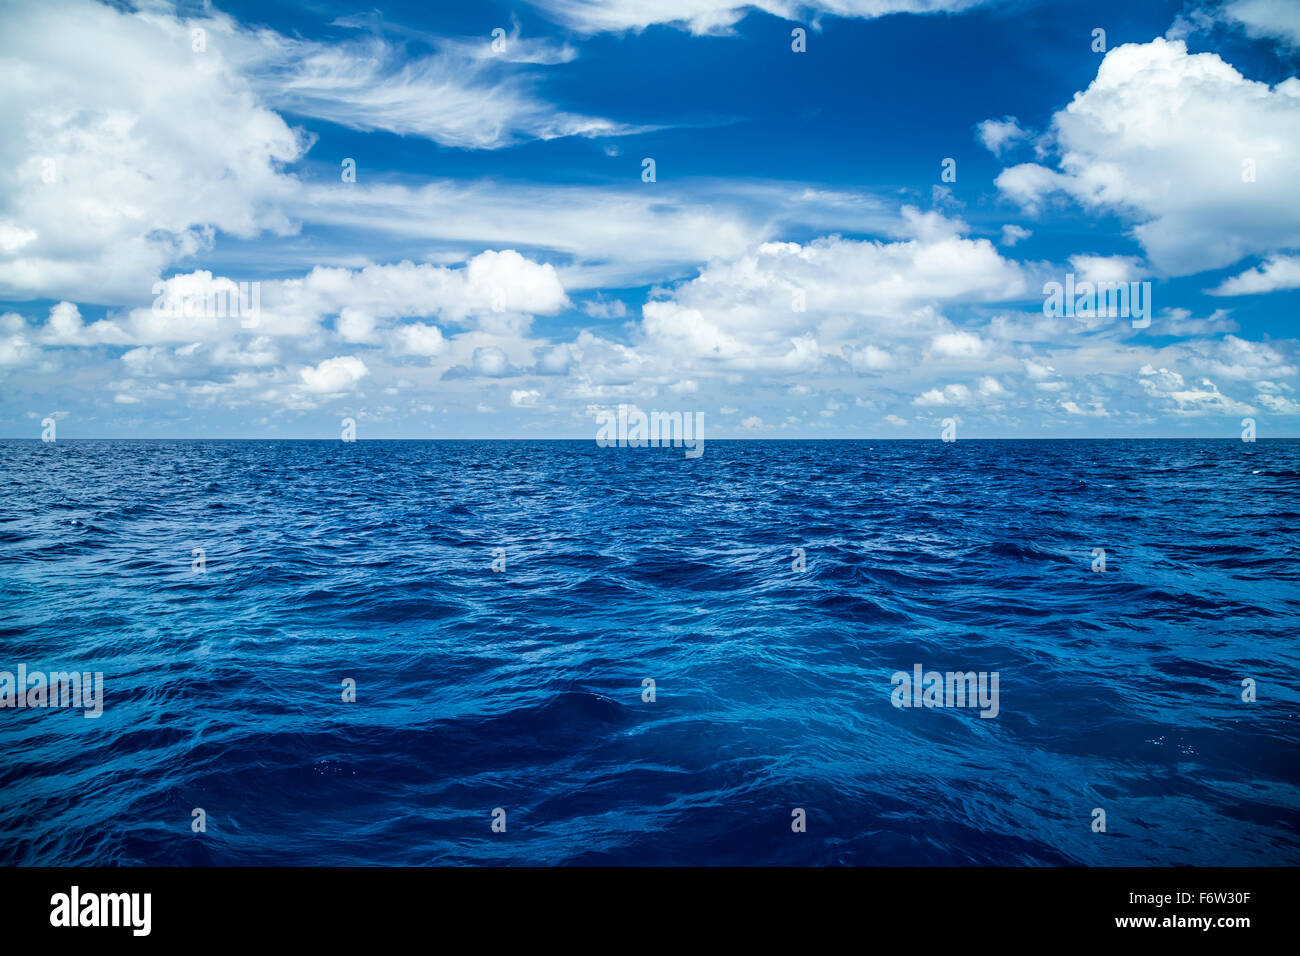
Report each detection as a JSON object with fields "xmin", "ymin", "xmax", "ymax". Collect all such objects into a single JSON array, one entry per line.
[
  {"xmin": 205, "ymin": 7, "xmax": 646, "ymax": 149},
  {"xmin": 524, "ymin": 0, "xmax": 996, "ymax": 35}
]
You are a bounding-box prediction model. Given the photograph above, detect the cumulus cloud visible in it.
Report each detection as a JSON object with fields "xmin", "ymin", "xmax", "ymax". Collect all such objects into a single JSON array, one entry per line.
[
  {"xmin": 0, "ymin": 245, "xmax": 577, "ymax": 419},
  {"xmin": 995, "ymin": 39, "xmax": 1300, "ymax": 275},
  {"xmin": 64, "ymin": 251, "xmax": 568, "ymax": 352},
  {"xmin": 976, "ymin": 116, "xmax": 1029, "ymax": 156},
  {"xmin": 471, "ymin": 346, "xmax": 515, "ymax": 377},
  {"xmin": 929, "ymin": 330, "xmax": 987, "ymax": 359},
  {"xmin": 0, "ymin": 0, "xmax": 306, "ymax": 302},
  {"xmin": 634, "ymin": 212, "xmax": 1026, "ymax": 374},
  {"xmin": 1138, "ymin": 364, "xmax": 1251, "ymax": 415},
  {"xmin": 38, "ymin": 302, "xmax": 130, "ymax": 347},
  {"xmin": 1068, "ymin": 254, "xmax": 1145, "ymax": 285},
  {"xmin": 1208, "ymin": 255, "xmax": 1300, "ymax": 295},
  {"xmin": 1000, "ymin": 224, "xmax": 1031, "ymax": 246},
  {"xmin": 0, "ymin": 312, "xmax": 39, "ymax": 367},
  {"xmin": 299, "ymin": 356, "xmax": 368, "ymax": 393},
  {"xmin": 391, "ymin": 323, "xmax": 447, "ymax": 357},
  {"xmin": 1060, "ymin": 400, "xmax": 1109, "ymax": 416},
  {"xmin": 914, "ymin": 383, "xmax": 972, "ymax": 406}
]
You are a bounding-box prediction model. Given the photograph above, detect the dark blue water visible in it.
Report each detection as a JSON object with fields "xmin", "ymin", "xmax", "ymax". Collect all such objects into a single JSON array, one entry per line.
[{"xmin": 0, "ymin": 439, "xmax": 1296, "ymax": 865}]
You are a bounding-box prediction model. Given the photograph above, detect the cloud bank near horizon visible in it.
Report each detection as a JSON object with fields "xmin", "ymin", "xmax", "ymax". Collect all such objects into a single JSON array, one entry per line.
[{"xmin": 0, "ymin": 0, "xmax": 1297, "ymax": 438}]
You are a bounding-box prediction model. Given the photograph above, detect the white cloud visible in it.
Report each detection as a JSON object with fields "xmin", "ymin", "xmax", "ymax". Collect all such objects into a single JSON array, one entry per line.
[
  {"xmin": 472, "ymin": 346, "xmax": 514, "ymax": 377},
  {"xmin": 106, "ymin": 252, "xmax": 566, "ymax": 349},
  {"xmin": 0, "ymin": 0, "xmax": 642, "ymax": 306},
  {"xmin": 525, "ymin": 0, "xmax": 994, "ymax": 35},
  {"xmin": 196, "ymin": 5, "xmax": 639, "ymax": 149},
  {"xmin": 536, "ymin": 343, "xmax": 575, "ymax": 374},
  {"xmin": 1022, "ymin": 358, "xmax": 1056, "ymax": 381},
  {"xmin": 244, "ymin": 37, "xmax": 636, "ymax": 149},
  {"xmin": 1186, "ymin": 334, "xmax": 1296, "ymax": 381},
  {"xmin": 1068, "ymin": 254, "xmax": 1145, "ymax": 285},
  {"xmin": 914, "ymin": 383, "xmax": 972, "ymax": 406},
  {"xmin": 846, "ymin": 344, "xmax": 894, "ymax": 371},
  {"xmin": 38, "ymin": 302, "xmax": 129, "ymax": 347},
  {"xmin": 382, "ymin": 20, "xmax": 579, "ymax": 66},
  {"xmin": 0, "ymin": 222, "xmax": 37, "ymax": 253},
  {"xmin": 2, "ymin": 5, "xmax": 1297, "ymax": 436},
  {"xmin": 1208, "ymin": 255, "xmax": 1300, "ymax": 295},
  {"xmin": 581, "ymin": 297, "xmax": 628, "ymax": 319},
  {"xmin": 1138, "ymin": 364, "xmax": 1251, "ymax": 415},
  {"xmin": 1000, "ymin": 224, "xmax": 1031, "ymax": 247},
  {"xmin": 1254, "ymin": 380, "xmax": 1300, "ymax": 413},
  {"xmin": 930, "ymin": 330, "xmax": 987, "ymax": 359},
  {"xmin": 1060, "ymin": 400, "xmax": 1109, "ymax": 417},
  {"xmin": 299, "ymin": 356, "xmax": 368, "ymax": 393},
  {"xmin": 995, "ymin": 39, "xmax": 1300, "ymax": 275},
  {"xmin": 290, "ymin": 177, "xmax": 900, "ymax": 292},
  {"xmin": 1222, "ymin": 0, "xmax": 1300, "ymax": 49},
  {"xmin": 976, "ymin": 116, "xmax": 1029, "ymax": 156},
  {"xmin": 391, "ymin": 323, "xmax": 447, "ymax": 357},
  {"xmin": 634, "ymin": 213, "xmax": 1026, "ymax": 374},
  {"xmin": 1155, "ymin": 308, "xmax": 1238, "ymax": 335},
  {"xmin": 0, "ymin": 0, "xmax": 307, "ymax": 302},
  {"xmin": 336, "ymin": 309, "xmax": 379, "ymax": 345},
  {"xmin": 0, "ymin": 312, "xmax": 39, "ymax": 367},
  {"xmin": 994, "ymin": 164, "xmax": 1069, "ymax": 215}
]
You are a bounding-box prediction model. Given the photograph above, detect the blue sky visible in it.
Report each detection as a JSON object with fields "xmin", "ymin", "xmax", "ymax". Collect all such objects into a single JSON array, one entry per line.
[{"xmin": 1, "ymin": 0, "xmax": 1298, "ymax": 437}]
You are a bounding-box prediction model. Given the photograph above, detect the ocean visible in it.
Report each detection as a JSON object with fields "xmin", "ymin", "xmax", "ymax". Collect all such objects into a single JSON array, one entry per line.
[{"xmin": 0, "ymin": 438, "xmax": 1296, "ymax": 865}]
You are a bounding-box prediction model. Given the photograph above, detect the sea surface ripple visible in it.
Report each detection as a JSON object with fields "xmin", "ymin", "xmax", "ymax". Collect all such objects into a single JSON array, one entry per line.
[{"xmin": 0, "ymin": 439, "xmax": 1296, "ymax": 865}]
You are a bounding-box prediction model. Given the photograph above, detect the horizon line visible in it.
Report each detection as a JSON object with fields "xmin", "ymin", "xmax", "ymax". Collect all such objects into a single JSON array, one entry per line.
[{"xmin": 4, "ymin": 436, "xmax": 1295, "ymax": 442}]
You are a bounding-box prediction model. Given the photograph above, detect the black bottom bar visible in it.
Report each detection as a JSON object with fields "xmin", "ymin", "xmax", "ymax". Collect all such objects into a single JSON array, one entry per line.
[{"xmin": 0, "ymin": 866, "xmax": 1285, "ymax": 942}]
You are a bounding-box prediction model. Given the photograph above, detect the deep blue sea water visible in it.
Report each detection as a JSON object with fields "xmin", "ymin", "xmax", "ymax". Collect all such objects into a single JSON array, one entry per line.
[{"xmin": 0, "ymin": 439, "xmax": 1296, "ymax": 866}]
